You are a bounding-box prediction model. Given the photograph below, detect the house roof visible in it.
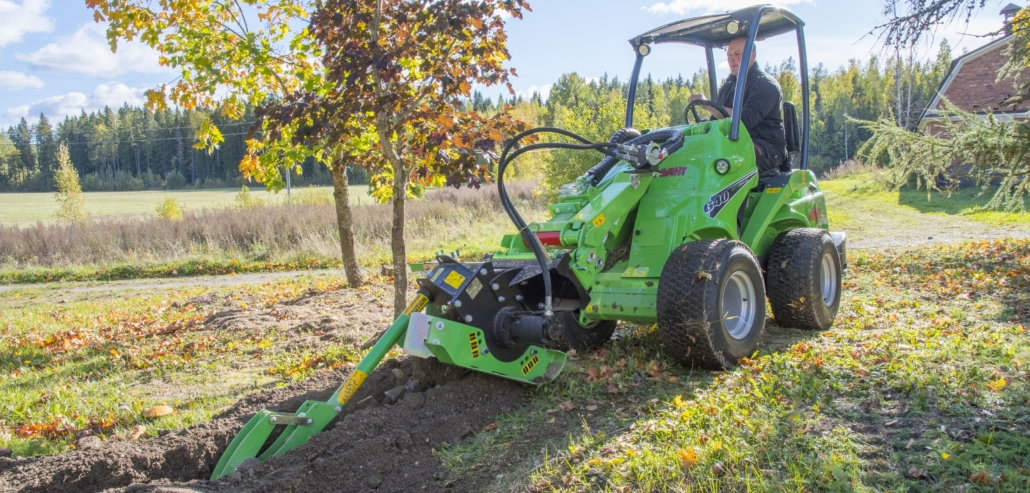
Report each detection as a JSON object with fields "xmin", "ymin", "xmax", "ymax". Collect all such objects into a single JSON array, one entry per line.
[{"xmin": 918, "ymin": 35, "xmax": 1015, "ymax": 128}]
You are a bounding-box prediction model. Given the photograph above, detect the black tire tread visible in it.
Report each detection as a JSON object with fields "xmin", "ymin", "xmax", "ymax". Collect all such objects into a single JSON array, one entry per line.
[
  {"xmin": 766, "ymin": 228, "xmax": 840, "ymax": 330},
  {"xmin": 657, "ymin": 239, "xmax": 763, "ymax": 370}
]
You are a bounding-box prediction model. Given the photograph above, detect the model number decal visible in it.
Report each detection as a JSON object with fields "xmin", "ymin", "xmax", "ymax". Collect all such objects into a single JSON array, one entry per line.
[{"xmin": 703, "ymin": 170, "xmax": 757, "ymax": 218}]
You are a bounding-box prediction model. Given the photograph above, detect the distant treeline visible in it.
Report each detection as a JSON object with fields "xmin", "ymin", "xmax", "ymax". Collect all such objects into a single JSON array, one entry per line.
[
  {"xmin": 1, "ymin": 41, "xmax": 952, "ymax": 192},
  {"xmin": 0, "ymin": 106, "xmax": 357, "ymax": 192}
]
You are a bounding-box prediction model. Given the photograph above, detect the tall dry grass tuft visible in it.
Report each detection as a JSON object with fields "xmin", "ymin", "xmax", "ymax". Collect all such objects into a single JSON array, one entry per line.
[{"xmin": 0, "ymin": 182, "xmax": 544, "ymax": 270}]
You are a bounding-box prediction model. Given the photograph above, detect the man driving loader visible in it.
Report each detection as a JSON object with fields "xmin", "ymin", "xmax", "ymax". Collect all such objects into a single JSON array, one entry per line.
[{"xmin": 689, "ymin": 37, "xmax": 786, "ymax": 178}]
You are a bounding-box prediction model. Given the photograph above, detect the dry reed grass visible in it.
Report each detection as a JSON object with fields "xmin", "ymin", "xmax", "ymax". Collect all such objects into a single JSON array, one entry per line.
[{"xmin": 0, "ymin": 182, "xmax": 543, "ymax": 270}]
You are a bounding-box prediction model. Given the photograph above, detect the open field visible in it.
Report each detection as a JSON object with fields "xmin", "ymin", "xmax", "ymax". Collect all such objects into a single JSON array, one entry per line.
[
  {"xmin": 1, "ymin": 177, "xmax": 1029, "ymax": 492},
  {"xmin": 0, "ymin": 186, "xmax": 379, "ymax": 228}
]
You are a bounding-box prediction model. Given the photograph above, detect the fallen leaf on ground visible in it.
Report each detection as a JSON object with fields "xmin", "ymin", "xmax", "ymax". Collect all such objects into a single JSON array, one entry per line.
[
  {"xmin": 678, "ymin": 447, "xmax": 699, "ymax": 469},
  {"xmin": 143, "ymin": 405, "xmax": 174, "ymax": 418},
  {"xmin": 558, "ymin": 401, "xmax": 576, "ymax": 412},
  {"xmin": 907, "ymin": 467, "xmax": 926, "ymax": 479},
  {"xmin": 969, "ymin": 471, "xmax": 990, "ymax": 485},
  {"xmin": 482, "ymin": 423, "xmax": 498, "ymax": 432},
  {"xmin": 129, "ymin": 425, "xmax": 146, "ymax": 440},
  {"xmin": 586, "ymin": 405, "xmax": 598, "ymax": 411}
]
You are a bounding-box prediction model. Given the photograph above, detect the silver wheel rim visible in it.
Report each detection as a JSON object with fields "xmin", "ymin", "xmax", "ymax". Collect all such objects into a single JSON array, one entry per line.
[
  {"xmin": 820, "ymin": 251, "xmax": 838, "ymax": 307},
  {"xmin": 722, "ymin": 270, "xmax": 757, "ymax": 340}
]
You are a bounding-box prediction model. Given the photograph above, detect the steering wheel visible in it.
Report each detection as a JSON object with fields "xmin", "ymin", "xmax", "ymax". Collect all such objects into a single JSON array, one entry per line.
[{"xmin": 684, "ymin": 99, "xmax": 730, "ymax": 124}]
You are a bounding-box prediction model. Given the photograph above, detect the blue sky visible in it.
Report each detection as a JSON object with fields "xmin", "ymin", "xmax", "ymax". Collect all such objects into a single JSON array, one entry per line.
[{"xmin": 0, "ymin": 0, "xmax": 1017, "ymax": 127}]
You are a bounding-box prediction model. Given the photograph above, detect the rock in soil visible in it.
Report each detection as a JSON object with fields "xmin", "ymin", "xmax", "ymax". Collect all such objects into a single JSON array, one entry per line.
[{"xmin": 0, "ymin": 359, "xmax": 524, "ymax": 493}]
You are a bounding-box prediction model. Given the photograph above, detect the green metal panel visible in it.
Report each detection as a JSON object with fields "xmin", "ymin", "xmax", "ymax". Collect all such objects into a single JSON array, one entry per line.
[{"xmin": 421, "ymin": 315, "xmax": 567, "ymax": 385}]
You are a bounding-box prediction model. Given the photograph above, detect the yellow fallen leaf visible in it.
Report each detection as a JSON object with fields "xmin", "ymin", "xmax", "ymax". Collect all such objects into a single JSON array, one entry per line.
[
  {"xmin": 672, "ymin": 395, "xmax": 687, "ymax": 408},
  {"xmin": 143, "ymin": 405, "xmax": 174, "ymax": 418},
  {"xmin": 678, "ymin": 447, "xmax": 699, "ymax": 469},
  {"xmin": 941, "ymin": 452, "xmax": 950, "ymax": 460},
  {"xmin": 710, "ymin": 439, "xmax": 723, "ymax": 452},
  {"xmin": 986, "ymin": 377, "xmax": 1006, "ymax": 392}
]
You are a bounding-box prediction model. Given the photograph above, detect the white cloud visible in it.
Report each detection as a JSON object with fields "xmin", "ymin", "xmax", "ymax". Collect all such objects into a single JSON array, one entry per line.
[
  {"xmin": 0, "ymin": 71, "xmax": 44, "ymax": 89},
  {"xmin": 16, "ymin": 23, "xmax": 166, "ymax": 76},
  {"xmin": 645, "ymin": 0, "xmax": 811, "ymax": 15},
  {"xmin": 517, "ymin": 83, "xmax": 552, "ymax": 101},
  {"xmin": 3, "ymin": 83, "xmax": 147, "ymax": 125},
  {"xmin": 0, "ymin": 0, "xmax": 52, "ymax": 52}
]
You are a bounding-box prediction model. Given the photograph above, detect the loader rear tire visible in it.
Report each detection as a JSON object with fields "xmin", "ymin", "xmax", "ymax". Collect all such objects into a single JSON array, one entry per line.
[
  {"xmin": 553, "ymin": 311, "xmax": 616, "ymax": 352},
  {"xmin": 766, "ymin": 228, "xmax": 842, "ymax": 331},
  {"xmin": 657, "ymin": 239, "xmax": 766, "ymax": 370}
]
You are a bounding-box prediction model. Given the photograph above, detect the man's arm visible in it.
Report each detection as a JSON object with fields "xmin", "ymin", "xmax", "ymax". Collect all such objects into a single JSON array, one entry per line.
[{"xmin": 736, "ymin": 79, "xmax": 779, "ymax": 131}]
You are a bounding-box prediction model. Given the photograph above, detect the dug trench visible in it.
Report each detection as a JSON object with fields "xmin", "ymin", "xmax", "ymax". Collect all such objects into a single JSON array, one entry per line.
[
  {"xmin": 0, "ymin": 283, "xmax": 527, "ymax": 493},
  {"xmin": 0, "ymin": 357, "xmax": 524, "ymax": 493}
]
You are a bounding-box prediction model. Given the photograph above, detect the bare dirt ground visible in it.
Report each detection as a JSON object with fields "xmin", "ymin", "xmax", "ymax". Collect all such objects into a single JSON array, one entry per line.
[{"xmin": 0, "ymin": 283, "xmax": 526, "ymax": 493}]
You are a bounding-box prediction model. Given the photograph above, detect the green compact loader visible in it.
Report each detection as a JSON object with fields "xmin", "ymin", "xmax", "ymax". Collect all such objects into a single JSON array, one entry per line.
[{"xmin": 211, "ymin": 4, "xmax": 846, "ymax": 479}]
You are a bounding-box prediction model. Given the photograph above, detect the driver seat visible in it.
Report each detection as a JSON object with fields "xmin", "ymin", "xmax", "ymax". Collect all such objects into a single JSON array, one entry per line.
[{"xmin": 782, "ymin": 101, "xmax": 800, "ymax": 171}]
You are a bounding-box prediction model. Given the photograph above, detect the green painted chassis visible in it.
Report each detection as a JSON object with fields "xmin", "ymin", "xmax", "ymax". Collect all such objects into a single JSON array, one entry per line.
[{"xmin": 495, "ymin": 119, "xmax": 828, "ymax": 325}]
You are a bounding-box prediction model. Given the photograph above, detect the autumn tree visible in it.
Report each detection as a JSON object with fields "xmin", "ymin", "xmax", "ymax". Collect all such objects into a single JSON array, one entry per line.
[
  {"xmin": 53, "ymin": 144, "xmax": 86, "ymax": 223},
  {"xmin": 257, "ymin": 0, "xmax": 533, "ymax": 315},
  {"xmin": 85, "ymin": 0, "xmax": 366, "ymax": 286}
]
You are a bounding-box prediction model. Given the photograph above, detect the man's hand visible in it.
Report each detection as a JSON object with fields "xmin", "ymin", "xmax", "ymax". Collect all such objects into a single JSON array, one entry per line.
[{"xmin": 688, "ymin": 94, "xmax": 732, "ymax": 119}]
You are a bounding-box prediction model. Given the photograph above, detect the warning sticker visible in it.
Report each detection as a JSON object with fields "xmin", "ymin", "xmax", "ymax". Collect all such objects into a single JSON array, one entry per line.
[
  {"xmin": 765, "ymin": 187, "xmax": 782, "ymax": 194},
  {"xmin": 444, "ymin": 271, "xmax": 466, "ymax": 289},
  {"xmin": 336, "ymin": 369, "xmax": 368, "ymax": 405},
  {"xmin": 592, "ymin": 214, "xmax": 606, "ymax": 228},
  {"xmin": 430, "ymin": 268, "xmax": 444, "ymax": 283},
  {"xmin": 469, "ymin": 333, "xmax": 480, "ymax": 359},
  {"xmin": 466, "ymin": 277, "xmax": 483, "ymax": 300},
  {"xmin": 403, "ymin": 294, "xmax": 430, "ymax": 316},
  {"xmin": 521, "ymin": 354, "xmax": 539, "ymax": 375}
]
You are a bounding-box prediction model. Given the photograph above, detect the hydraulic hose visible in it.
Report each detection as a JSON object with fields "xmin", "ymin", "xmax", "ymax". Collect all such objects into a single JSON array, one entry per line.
[
  {"xmin": 497, "ymin": 127, "xmax": 621, "ymax": 316},
  {"xmin": 495, "ymin": 126, "xmax": 684, "ymax": 317}
]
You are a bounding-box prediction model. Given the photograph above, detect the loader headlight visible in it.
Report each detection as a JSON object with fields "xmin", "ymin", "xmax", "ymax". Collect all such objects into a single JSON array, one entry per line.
[
  {"xmin": 714, "ymin": 159, "xmax": 731, "ymax": 175},
  {"xmin": 726, "ymin": 20, "xmax": 741, "ymax": 35},
  {"xmin": 637, "ymin": 44, "xmax": 651, "ymax": 57}
]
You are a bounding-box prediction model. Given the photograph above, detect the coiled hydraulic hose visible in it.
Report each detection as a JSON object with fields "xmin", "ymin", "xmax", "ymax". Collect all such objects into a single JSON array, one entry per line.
[{"xmin": 495, "ymin": 126, "xmax": 685, "ymax": 318}]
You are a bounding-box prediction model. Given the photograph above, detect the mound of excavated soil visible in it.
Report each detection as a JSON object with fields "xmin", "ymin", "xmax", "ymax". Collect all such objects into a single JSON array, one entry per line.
[{"xmin": 0, "ymin": 357, "xmax": 524, "ymax": 493}]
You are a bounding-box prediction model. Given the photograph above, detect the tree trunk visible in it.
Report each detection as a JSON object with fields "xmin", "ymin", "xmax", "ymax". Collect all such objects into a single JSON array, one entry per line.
[
  {"xmin": 377, "ymin": 126, "xmax": 408, "ymax": 317},
  {"xmin": 331, "ymin": 162, "xmax": 365, "ymax": 287}
]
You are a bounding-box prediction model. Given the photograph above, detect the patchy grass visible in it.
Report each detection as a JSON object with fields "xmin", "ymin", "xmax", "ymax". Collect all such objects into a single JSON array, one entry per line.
[
  {"xmin": 438, "ymin": 239, "xmax": 1030, "ymax": 492},
  {"xmin": 0, "ymin": 274, "xmax": 390, "ymax": 457},
  {"xmin": 823, "ymin": 174, "xmax": 1030, "ymax": 227}
]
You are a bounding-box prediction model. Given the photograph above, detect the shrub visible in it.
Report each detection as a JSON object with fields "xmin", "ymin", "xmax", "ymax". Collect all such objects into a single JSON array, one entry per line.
[
  {"xmin": 156, "ymin": 197, "xmax": 183, "ymax": 221},
  {"xmin": 234, "ymin": 185, "xmax": 266, "ymax": 209},
  {"xmin": 113, "ymin": 170, "xmax": 145, "ymax": 191},
  {"xmin": 81, "ymin": 173, "xmax": 104, "ymax": 192},
  {"xmin": 288, "ymin": 186, "xmax": 335, "ymax": 206},
  {"xmin": 164, "ymin": 170, "xmax": 188, "ymax": 190},
  {"xmin": 53, "ymin": 144, "xmax": 86, "ymax": 224}
]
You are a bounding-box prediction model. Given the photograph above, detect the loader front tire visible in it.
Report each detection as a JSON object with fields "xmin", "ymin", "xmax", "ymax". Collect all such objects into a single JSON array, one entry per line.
[
  {"xmin": 657, "ymin": 239, "xmax": 766, "ymax": 370},
  {"xmin": 766, "ymin": 228, "xmax": 842, "ymax": 330},
  {"xmin": 553, "ymin": 311, "xmax": 616, "ymax": 352}
]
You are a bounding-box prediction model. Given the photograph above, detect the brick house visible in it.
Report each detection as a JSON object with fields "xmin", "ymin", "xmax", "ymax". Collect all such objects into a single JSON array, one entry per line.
[{"xmin": 918, "ymin": 3, "xmax": 1030, "ymax": 132}]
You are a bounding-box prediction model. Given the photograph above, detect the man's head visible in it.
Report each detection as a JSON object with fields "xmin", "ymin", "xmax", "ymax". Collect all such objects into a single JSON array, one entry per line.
[{"xmin": 726, "ymin": 37, "xmax": 757, "ymax": 76}]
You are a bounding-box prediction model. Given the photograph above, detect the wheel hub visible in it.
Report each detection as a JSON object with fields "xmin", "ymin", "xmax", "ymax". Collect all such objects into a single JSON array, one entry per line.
[
  {"xmin": 722, "ymin": 270, "xmax": 757, "ymax": 340},
  {"xmin": 820, "ymin": 252, "xmax": 838, "ymax": 307}
]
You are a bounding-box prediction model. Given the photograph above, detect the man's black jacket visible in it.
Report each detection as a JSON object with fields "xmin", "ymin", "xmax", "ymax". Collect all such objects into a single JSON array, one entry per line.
[{"xmin": 715, "ymin": 64, "xmax": 786, "ymax": 158}]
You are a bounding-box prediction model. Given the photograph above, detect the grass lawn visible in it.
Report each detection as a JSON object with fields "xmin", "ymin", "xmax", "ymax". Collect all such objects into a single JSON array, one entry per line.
[{"xmin": 0, "ymin": 186, "xmax": 378, "ymax": 228}]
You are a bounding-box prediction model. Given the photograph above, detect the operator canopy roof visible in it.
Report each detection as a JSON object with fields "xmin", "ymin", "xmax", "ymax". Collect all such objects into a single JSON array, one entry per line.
[{"xmin": 631, "ymin": 4, "xmax": 803, "ymax": 48}]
